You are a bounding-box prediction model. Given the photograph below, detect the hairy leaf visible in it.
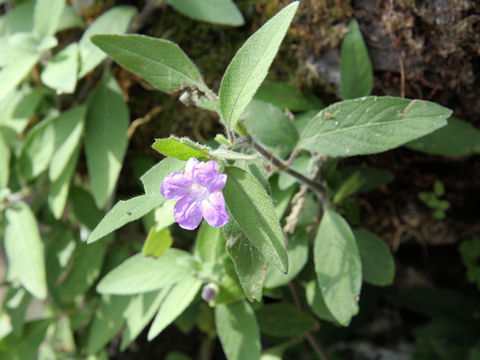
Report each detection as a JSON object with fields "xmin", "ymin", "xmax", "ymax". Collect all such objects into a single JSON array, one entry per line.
[
  {"xmin": 167, "ymin": 0, "xmax": 244, "ymax": 26},
  {"xmin": 152, "ymin": 136, "xmax": 210, "ymax": 160}
]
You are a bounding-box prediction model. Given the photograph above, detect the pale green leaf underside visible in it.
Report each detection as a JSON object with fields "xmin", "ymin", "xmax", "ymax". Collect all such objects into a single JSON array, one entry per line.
[
  {"xmin": 41, "ymin": 43, "xmax": 79, "ymax": 94},
  {"xmin": 140, "ymin": 157, "xmax": 186, "ymax": 194},
  {"xmin": 147, "ymin": 276, "xmax": 202, "ymax": 340},
  {"xmin": 215, "ymin": 300, "xmax": 261, "ymax": 360},
  {"xmin": 219, "ymin": 1, "xmax": 299, "ymax": 129},
  {"xmin": 223, "ymin": 166, "xmax": 288, "ymax": 274},
  {"xmin": 4, "ymin": 202, "xmax": 47, "ymax": 299},
  {"xmin": 0, "ymin": 133, "xmax": 10, "ymax": 187},
  {"xmin": 167, "ymin": 0, "xmax": 244, "ymax": 26},
  {"xmin": 340, "ymin": 19, "xmax": 373, "ymax": 99},
  {"xmin": 91, "ymin": 34, "xmax": 208, "ymax": 94},
  {"xmin": 78, "ymin": 6, "xmax": 136, "ymax": 77},
  {"xmin": 96, "ymin": 250, "xmax": 195, "ymax": 295},
  {"xmin": 87, "ymin": 192, "xmax": 165, "ymax": 244},
  {"xmin": 300, "ymin": 96, "xmax": 451, "ymax": 157},
  {"xmin": 0, "ymin": 54, "xmax": 39, "ymax": 102},
  {"xmin": 33, "ymin": 0, "xmax": 65, "ymax": 38},
  {"xmin": 314, "ymin": 209, "xmax": 362, "ymax": 326}
]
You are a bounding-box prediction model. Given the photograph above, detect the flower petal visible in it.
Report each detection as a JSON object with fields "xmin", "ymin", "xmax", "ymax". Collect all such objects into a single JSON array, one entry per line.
[
  {"xmin": 184, "ymin": 158, "xmax": 199, "ymax": 182},
  {"xmin": 160, "ymin": 172, "xmax": 192, "ymax": 200},
  {"xmin": 174, "ymin": 196, "xmax": 203, "ymax": 230},
  {"xmin": 194, "ymin": 161, "xmax": 226, "ymax": 192},
  {"xmin": 202, "ymin": 192, "xmax": 229, "ymax": 228}
]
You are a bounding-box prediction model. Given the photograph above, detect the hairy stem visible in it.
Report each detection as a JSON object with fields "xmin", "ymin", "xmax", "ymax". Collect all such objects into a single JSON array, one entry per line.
[{"xmin": 247, "ymin": 136, "xmax": 327, "ymax": 199}]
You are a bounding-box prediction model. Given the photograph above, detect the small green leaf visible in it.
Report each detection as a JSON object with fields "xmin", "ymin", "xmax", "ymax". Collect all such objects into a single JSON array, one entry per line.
[
  {"xmin": 140, "ymin": 157, "xmax": 186, "ymax": 194},
  {"xmin": 142, "ymin": 227, "xmax": 173, "ymax": 258},
  {"xmin": 49, "ymin": 105, "xmax": 85, "ymax": 182},
  {"xmin": 300, "ymin": 96, "xmax": 452, "ymax": 157},
  {"xmin": 33, "ymin": 0, "xmax": 65, "ymax": 38},
  {"xmin": 147, "ymin": 276, "xmax": 202, "ymax": 340},
  {"xmin": 167, "ymin": 0, "xmax": 244, "ymax": 26},
  {"xmin": 340, "ymin": 19, "xmax": 373, "ymax": 99},
  {"xmin": 41, "ymin": 43, "xmax": 79, "ymax": 94},
  {"xmin": 243, "ymin": 99, "xmax": 299, "ymax": 158},
  {"xmin": 120, "ymin": 289, "xmax": 170, "ymax": 350},
  {"xmin": 152, "ymin": 136, "xmax": 210, "ymax": 160},
  {"xmin": 4, "ymin": 287, "xmax": 31, "ymax": 337},
  {"xmin": 87, "ymin": 192, "xmax": 165, "ymax": 244},
  {"xmin": 0, "ymin": 132, "xmax": 10, "ymax": 187},
  {"xmin": 0, "ymin": 53, "xmax": 39, "ymax": 102},
  {"xmin": 305, "ymin": 280, "xmax": 337, "ymax": 323},
  {"xmin": 224, "ymin": 221, "xmax": 267, "ymax": 302},
  {"xmin": 406, "ymin": 117, "xmax": 480, "ymax": 156},
  {"xmin": 459, "ymin": 238, "xmax": 480, "ymax": 289},
  {"xmin": 254, "ymin": 82, "xmax": 324, "ymax": 111},
  {"xmin": 433, "ymin": 180, "xmax": 445, "ymax": 197},
  {"xmin": 335, "ymin": 166, "xmax": 394, "ymax": 194},
  {"xmin": 91, "ymin": 34, "xmax": 209, "ymax": 94},
  {"xmin": 211, "ymin": 256, "xmax": 244, "ymax": 305},
  {"xmin": 223, "ymin": 166, "xmax": 288, "ymax": 273},
  {"xmin": 264, "ymin": 229, "xmax": 309, "ymax": 288},
  {"xmin": 256, "ymin": 303, "xmax": 316, "ymax": 337},
  {"xmin": 215, "ymin": 300, "xmax": 261, "ymax": 360},
  {"xmin": 48, "ymin": 144, "xmax": 80, "ymax": 219},
  {"xmin": 219, "ymin": 1, "xmax": 299, "ymax": 130},
  {"xmin": 314, "ymin": 209, "xmax": 362, "ymax": 326},
  {"xmin": 96, "ymin": 250, "xmax": 195, "ymax": 295},
  {"xmin": 333, "ymin": 171, "xmax": 366, "ymax": 204},
  {"xmin": 0, "ymin": 319, "xmax": 51, "ymax": 360},
  {"xmin": 78, "ymin": 6, "xmax": 136, "ymax": 77},
  {"xmin": 57, "ymin": 5, "xmax": 84, "ymax": 31},
  {"xmin": 355, "ymin": 230, "xmax": 395, "ymax": 286},
  {"xmin": 278, "ymin": 156, "xmax": 311, "ymax": 190},
  {"xmin": 82, "ymin": 294, "xmax": 132, "ymax": 355},
  {"xmin": 0, "ymin": 0, "xmax": 35, "ymax": 36},
  {"xmin": 85, "ymin": 71, "xmax": 129, "ymax": 208},
  {"xmin": 4, "ymin": 202, "xmax": 47, "ymax": 299}
]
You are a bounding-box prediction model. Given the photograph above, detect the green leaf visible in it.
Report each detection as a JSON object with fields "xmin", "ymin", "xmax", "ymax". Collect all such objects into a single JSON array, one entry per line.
[
  {"xmin": 355, "ymin": 230, "xmax": 395, "ymax": 286},
  {"xmin": 78, "ymin": 6, "xmax": 136, "ymax": 77},
  {"xmin": 211, "ymin": 256, "xmax": 244, "ymax": 305},
  {"xmin": 41, "ymin": 43, "xmax": 79, "ymax": 94},
  {"xmin": 314, "ymin": 209, "xmax": 362, "ymax": 326},
  {"xmin": 299, "ymin": 96, "xmax": 452, "ymax": 157},
  {"xmin": 167, "ymin": 0, "xmax": 244, "ymax": 26},
  {"xmin": 48, "ymin": 144, "xmax": 80, "ymax": 219},
  {"xmin": 459, "ymin": 238, "xmax": 480, "ymax": 289},
  {"xmin": 0, "ymin": 319, "xmax": 51, "ymax": 360},
  {"xmin": 194, "ymin": 221, "xmax": 224, "ymax": 264},
  {"xmin": 264, "ymin": 229, "xmax": 309, "ymax": 288},
  {"xmin": 277, "ymin": 155, "xmax": 311, "ymax": 190},
  {"xmin": 153, "ymin": 200, "xmax": 176, "ymax": 230},
  {"xmin": 85, "ymin": 71, "xmax": 129, "ymax": 208},
  {"xmin": 140, "ymin": 157, "xmax": 186, "ymax": 194},
  {"xmin": 120, "ymin": 289, "xmax": 170, "ymax": 350},
  {"xmin": 152, "ymin": 136, "xmax": 210, "ymax": 160},
  {"xmin": 57, "ymin": 5, "xmax": 84, "ymax": 31},
  {"xmin": 147, "ymin": 276, "xmax": 202, "ymax": 340},
  {"xmin": 58, "ymin": 239, "xmax": 106, "ymax": 303},
  {"xmin": 243, "ymin": 99, "xmax": 299, "ymax": 158},
  {"xmin": 91, "ymin": 34, "xmax": 209, "ymax": 94},
  {"xmin": 82, "ymin": 294, "xmax": 132, "ymax": 355},
  {"xmin": 223, "ymin": 166, "xmax": 288, "ymax": 273},
  {"xmin": 340, "ymin": 19, "xmax": 373, "ymax": 99},
  {"xmin": 0, "ymin": 53, "xmax": 39, "ymax": 102},
  {"xmin": 335, "ymin": 166, "xmax": 394, "ymax": 194},
  {"xmin": 4, "ymin": 202, "xmax": 47, "ymax": 299},
  {"xmin": 406, "ymin": 117, "xmax": 480, "ymax": 156},
  {"xmin": 166, "ymin": 352, "xmax": 191, "ymax": 360},
  {"xmin": 96, "ymin": 250, "xmax": 195, "ymax": 295},
  {"xmin": 18, "ymin": 115, "xmax": 55, "ymax": 180},
  {"xmin": 219, "ymin": 1, "xmax": 299, "ymax": 130},
  {"xmin": 256, "ymin": 303, "xmax": 316, "ymax": 337},
  {"xmin": 87, "ymin": 192, "xmax": 165, "ymax": 243},
  {"xmin": 0, "ymin": 132, "xmax": 10, "ymax": 187},
  {"xmin": 69, "ymin": 186, "xmax": 105, "ymax": 230},
  {"xmin": 4, "ymin": 287, "xmax": 31, "ymax": 337},
  {"xmin": 305, "ymin": 280, "xmax": 337, "ymax": 323},
  {"xmin": 142, "ymin": 227, "xmax": 173, "ymax": 258},
  {"xmin": 0, "ymin": 1, "xmax": 34, "ymax": 36},
  {"xmin": 49, "ymin": 105, "xmax": 85, "ymax": 182},
  {"xmin": 33, "ymin": 0, "xmax": 65, "ymax": 38},
  {"xmin": 224, "ymin": 220, "xmax": 266, "ymax": 302},
  {"xmin": 254, "ymin": 82, "xmax": 324, "ymax": 111},
  {"xmin": 269, "ymin": 174, "xmax": 296, "ymax": 219}
]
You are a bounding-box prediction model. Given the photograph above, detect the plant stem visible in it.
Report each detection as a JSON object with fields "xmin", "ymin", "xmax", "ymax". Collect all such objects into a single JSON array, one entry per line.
[
  {"xmin": 247, "ymin": 136, "xmax": 327, "ymax": 199},
  {"xmin": 288, "ymin": 283, "xmax": 330, "ymax": 360}
]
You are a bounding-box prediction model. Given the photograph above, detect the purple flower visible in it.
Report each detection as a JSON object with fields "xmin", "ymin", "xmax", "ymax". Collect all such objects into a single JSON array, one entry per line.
[{"xmin": 160, "ymin": 158, "xmax": 229, "ymax": 230}]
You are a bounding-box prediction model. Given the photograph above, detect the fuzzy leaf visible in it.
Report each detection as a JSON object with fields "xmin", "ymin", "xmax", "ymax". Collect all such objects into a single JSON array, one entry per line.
[
  {"xmin": 167, "ymin": 0, "xmax": 244, "ymax": 26},
  {"xmin": 152, "ymin": 136, "xmax": 210, "ymax": 160}
]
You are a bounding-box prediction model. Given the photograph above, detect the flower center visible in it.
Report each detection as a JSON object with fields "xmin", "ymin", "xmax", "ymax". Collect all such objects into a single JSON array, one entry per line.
[{"xmin": 190, "ymin": 183, "xmax": 209, "ymax": 201}]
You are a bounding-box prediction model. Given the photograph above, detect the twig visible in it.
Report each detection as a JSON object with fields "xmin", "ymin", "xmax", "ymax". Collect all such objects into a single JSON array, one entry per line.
[
  {"xmin": 247, "ymin": 136, "xmax": 327, "ymax": 199},
  {"xmin": 288, "ymin": 283, "xmax": 330, "ymax": 360}
]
